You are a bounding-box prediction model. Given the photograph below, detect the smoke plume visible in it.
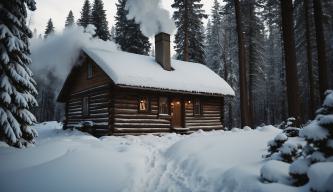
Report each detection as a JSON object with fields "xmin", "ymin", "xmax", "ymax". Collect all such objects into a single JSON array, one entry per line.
[{"xmin": 125, "ymin": 0, "xmax": 176, "ymax": 37}]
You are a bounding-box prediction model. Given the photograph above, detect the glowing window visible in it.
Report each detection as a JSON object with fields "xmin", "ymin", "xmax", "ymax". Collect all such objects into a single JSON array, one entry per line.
[{"xmin": 139, "ymin": 97, "xmax": 149, "ymax": 112}]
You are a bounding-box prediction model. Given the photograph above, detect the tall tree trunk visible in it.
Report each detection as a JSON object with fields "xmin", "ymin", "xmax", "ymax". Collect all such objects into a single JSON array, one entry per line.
[
  {"xmin": 184, "ymin": 0, "xmax": 189, "ymax": 61},
  {"xmin": 281, "ymin": 0, "xmax": 301, "ymax": 122},
  {"xmin": 234, "ymin": 0, "xmax": 251, "ymax": 127},
  {"xmin": 313, "ymin": 0, "xmax": 329, "ymax": 100},
  {"xmin": 304, "ymin": 0, "xmax": 315, "ymax": 118}
]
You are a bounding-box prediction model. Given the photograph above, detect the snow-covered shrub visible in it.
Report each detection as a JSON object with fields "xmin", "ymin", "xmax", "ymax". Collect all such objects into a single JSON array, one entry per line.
[
  {"xmin": 260, "ymin": 160, "xmax": 291, "ymax": 185},
  {"xmin": 290, "ymin": 90, "xmax": 333, "ymax": 186},
  {"xmin": 289, "ymin": 158, "xmax": 311, "ymax": 186},
  {"xmin": 279, "ymin": 143, "xmax": 302, "ymax": 163},
  {"xmin": 278, "ymin": 117, "xmax": 300, "ymax": 137},
  {"xmin": 307, "ymin": 162, "xmax": 333, "ymax": 192},
  {"xmin": 264, "ymin": 133, "xmax": 288, "ymax": 159}
]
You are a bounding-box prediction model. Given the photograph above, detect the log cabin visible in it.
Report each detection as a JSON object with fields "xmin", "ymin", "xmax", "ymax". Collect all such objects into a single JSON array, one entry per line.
[{"xmin": 57, "ymin": 32, "xmax": 235, "ymax": 136}]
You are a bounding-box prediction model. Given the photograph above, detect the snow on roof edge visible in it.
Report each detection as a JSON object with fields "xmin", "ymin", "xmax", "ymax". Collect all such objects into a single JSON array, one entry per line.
[{"xmin": 82, "ymin": 47, "xmax": 235, "ymax": 96}]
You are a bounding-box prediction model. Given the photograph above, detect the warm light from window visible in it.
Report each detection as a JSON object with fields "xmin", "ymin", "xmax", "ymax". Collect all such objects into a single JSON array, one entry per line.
[{"xmin": 176, "ymin": 101, "xmax": 180, "ymax": 105}]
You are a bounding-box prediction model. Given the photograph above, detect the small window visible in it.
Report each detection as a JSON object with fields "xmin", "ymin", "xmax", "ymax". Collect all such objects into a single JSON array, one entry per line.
[
  {"xmin": 87, "ymin": 63, "xmax": 93, "ymax": 79},
  {"xmin": 138, "ymin": 97, "xmax": 149, "ymax": 112},
  {"xmin": 193, "ymin": 99, "xmax": 201, "ymax": 116},
  {"xmin": 83, "ymin": 97, "xmax": 89, "ymax": 116},
  {"xmin": 159, "ymin": 97, "xmax": 169, "ymax": 114}
]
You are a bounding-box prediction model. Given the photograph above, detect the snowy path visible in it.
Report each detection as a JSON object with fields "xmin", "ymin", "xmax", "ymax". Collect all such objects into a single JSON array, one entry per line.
[{"xmin": 0, "ymin": 122, "xmax": 285, "ymax": 192}]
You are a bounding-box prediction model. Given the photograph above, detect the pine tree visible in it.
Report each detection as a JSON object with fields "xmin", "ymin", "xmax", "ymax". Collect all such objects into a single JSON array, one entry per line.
[
  {"xmin": 281, "ymin": 0, "xmax": 301, "ymax": 123},
  {"xmin": 114, "ymin": 0, "xmax": 150, "ymax": 55},
  {"xmin": 91, "ymin": 0, "xmax": 110, "ymax": 41},
  {"xmin": 205, "ymin": 0, "xmax": 222, "ymax": 71},
  {"xmin": 172, "ymin": 0, "xmax": 207, "ymax": 63},
  {"xmin": 0, "ymin": 0, "xmax": 38, "ymax": 147},
  {"xmin": 78, "ymin": 0, "xmax": 92, "ymax": 28},
  {"xmin": 234, "ymin": 0, "xmax": 252, "ymax": 127},
  {"xmin": 290, "ymin": 90, "xmax": 333, "ymax": 186},
  {"xmin": 44, "ymin": 18, "xmax": 55, "ymax": 38},
  {"xmin": 65, "ymin": 10, "xmax": 75, "ymax": 28}
]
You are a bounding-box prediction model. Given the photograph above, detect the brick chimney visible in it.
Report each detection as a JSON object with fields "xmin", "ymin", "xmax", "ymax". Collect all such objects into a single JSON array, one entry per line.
[{"xmin": 155, "ymin": 32, "xmax": 171, "ymax": 71}]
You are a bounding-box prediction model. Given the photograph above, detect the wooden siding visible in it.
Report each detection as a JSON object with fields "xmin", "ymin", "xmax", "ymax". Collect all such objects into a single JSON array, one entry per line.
[
  {"xmin": 69, "ymin": 58, "xmax": 111, "ymax": 94},
  {"xmin": 185, "ymin": 98, "xmax": 223, "ymax": 131},
  {"xmin": 66, "ymin": 85, "xmax": 111, "ymax": 135},
  {"xmin": 110, "ymin": 91, "xmax": 172, "ymax": 135}
]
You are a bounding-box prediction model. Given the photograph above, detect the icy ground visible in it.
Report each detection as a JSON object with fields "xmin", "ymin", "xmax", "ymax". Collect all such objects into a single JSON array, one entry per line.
[{"xmin": 0, "ymin": 122, "xmax": 316, "ymax": 192}]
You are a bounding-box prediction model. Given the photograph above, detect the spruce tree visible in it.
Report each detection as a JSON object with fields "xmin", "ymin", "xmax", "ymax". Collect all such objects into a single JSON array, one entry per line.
[
  {"xmin": 0, "ymin": 0, "xmax": 38, "ymax": 147},
  {"xmin": 92, "ymin": 0, "xmax": 110, "ymax": 41},
  {"xmin": 205, "ymin": 0, "xmax": 222, "ymax": 72},
  {"xmin": 78, "ymin": 0, "xmax": 92, "ymax": 28},
  {"xmin": 290, "ymin": 90, "xmax": 333, "ymax": 186},
  {"xmin": 114, "ymin": 0, "xmax": 150, "ymax": 55},
  {"xmin": 65, "ymin": 10, "xmax": 75, "ymax": 28},
  {"xmin": 172, "ymin": 0, "xmax": 207, "ymax": 63},
  {"xmin": 44, "ymin": 18, "xmax": 55, "ymax": 38}
]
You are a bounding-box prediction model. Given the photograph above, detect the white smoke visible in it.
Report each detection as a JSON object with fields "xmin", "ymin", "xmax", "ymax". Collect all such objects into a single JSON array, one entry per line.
[
  {"xmin": 125, "ymin": 0, "xmax": 176, "ymax": 37},
  {"xmin": 30, "ymin": 25, "xmax": 118, "ymax": 93}
]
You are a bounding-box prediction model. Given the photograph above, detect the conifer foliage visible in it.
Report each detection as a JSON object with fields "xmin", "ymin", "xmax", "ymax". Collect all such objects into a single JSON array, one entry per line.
[
  {"xmin": 0, "ymin": 0, "xmax": 38, "ymax": 147},
  {"xmin": 172, "ymin": 0, "xmax": 207, "ymax": 63},
  {"xmin": 78, "ymin": 0, "xmax": 92, "ymax": 28},
  {"xmin": 65, "ymin": 10, "xmax": 75, "ymax": 28},
  {"xmin": 290, "ymin": 90, "xmax": 333, "ymax": 185},
  {"xmin": 44, "ymin": 18, "xmax": 55, "ymax": 38},
  {"xmin": 92, "ymin": 0, "xmax": 110, "ymax": 41},
  {"xmin": 114, "ymin": 0, "xmax": 150, "ymax": 55}
]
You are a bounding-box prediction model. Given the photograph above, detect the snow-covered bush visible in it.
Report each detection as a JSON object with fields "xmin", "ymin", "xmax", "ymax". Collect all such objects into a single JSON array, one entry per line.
[
  {"xmin": 290, "ymin": 90, "xmax": 333, "ymax": 186},
  {"xmin": 279, "ymin": 117, "xmax": 300, "ymax": 137},
  {"xmin": 264, "ymin": 133, "xmax": 288, "ymax": 159}
]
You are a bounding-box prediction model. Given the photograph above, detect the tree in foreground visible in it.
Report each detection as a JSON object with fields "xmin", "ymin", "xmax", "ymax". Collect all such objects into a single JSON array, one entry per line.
[
  {"xmin": 290, "ymin": 90, "xmax": 333, "ymax": 186},
  {"xmin": 44, "ymin": 18, "xmax": 55, "ymax": 38},
  {"xmin": 65, "ymin": 10, "xmax": 75, "ymax": 28},
  {"xmin": 0, "ymin": 0, "xmax": 38, "ymax": 147},
  {"xmin": 78, "ymin": 0, "xmax": 92, "ymax": 28},
  {"xmin": 172, "ymin": 0, "xmax": 207, "ymax": 63},
  {"xmin": 92, "ymin": 0, "xmax": 110, "ymax": 41},
  {"xmin": 114, "ymin": 0, "xmax": 150, "ymax": 55}
]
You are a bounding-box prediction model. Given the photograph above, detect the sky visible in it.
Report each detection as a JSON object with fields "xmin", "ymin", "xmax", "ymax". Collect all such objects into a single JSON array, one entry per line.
[{"xmin": 29, "ymin": 0, "xmax": 215, "ymax": 36}]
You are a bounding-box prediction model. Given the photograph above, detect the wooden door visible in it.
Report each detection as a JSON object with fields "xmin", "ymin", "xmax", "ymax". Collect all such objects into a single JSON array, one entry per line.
[{"xmin": 171, "ymin": 99, "xmax": 182, "ymax": 128}]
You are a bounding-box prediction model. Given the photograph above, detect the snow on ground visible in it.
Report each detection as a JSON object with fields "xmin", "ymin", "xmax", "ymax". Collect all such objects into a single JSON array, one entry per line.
[{"xmin": 0, "ymin": 122, "xmax": 311, "ymax": 192}]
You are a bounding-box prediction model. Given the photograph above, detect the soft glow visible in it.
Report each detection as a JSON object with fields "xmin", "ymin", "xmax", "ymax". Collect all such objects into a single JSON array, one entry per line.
[
  {"xmin": 188, "ymin": 100, "xmax": 191, "ymax": 104},
  {"xmin": 176, "ymin": 101, "xmax": 180, "ymax": 105}
]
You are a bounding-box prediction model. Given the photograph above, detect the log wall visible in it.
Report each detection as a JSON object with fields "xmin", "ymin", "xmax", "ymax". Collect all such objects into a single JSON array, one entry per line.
[
  {"xmin": 185, "ymin": 98, "xmax": 223, "ymax": 131},
  {"xmin": 110, "ymin": 91, "xmax": 171, "ymax": 135},
  {"xmin": 66, "ymin": 85, "xmax": 111, "ymax": 135}
]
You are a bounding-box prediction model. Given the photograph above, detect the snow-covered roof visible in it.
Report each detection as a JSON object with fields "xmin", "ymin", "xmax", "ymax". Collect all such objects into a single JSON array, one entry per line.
[{"xmin": 82, "ymin": 47, "xmax": 235, "ymax": 96}]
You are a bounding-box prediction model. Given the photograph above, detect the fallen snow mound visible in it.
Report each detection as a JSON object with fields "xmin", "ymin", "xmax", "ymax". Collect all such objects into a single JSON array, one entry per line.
[{"xmin": 0, "ymin": 123, "xmax": 323, "ymax": 192}]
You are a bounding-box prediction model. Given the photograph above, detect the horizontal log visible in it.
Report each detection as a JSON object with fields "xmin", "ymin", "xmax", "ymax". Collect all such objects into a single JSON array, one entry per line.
[
  {"xmin": 90, "ymin": 93, "xmax": 109, "ymax": 98},
  {"xmin": 112, "ymin": 132, "xmax": 169, "ymax": 136},
  {"xmin": 89, "ymin": 113, "xmax": 109, "ymax": 118},
  {"xmin": 114, "ymin": 114, "xmax": 158, "ymax": 119},
  {"xmin": 113, "ymin": 128, "xmax": 170, "ymax": 133},
  {"xmin": 186, "ymin": 122, "xmax": 222, "ymax": 126},
  {"xmin": 114, "ymin": 123, "xmax": 170, "ymax": 128},
  {"xmin": 185, "ymin": 116, "xmax": 221, "ymax": 120},
  {"xmin": 114, "ymin": 118, "xmax": 170, "ymax": 124},
  {"xmin": 90, "ymin": 108, "xmax": 108, "ymax": 113},
  {"xmin": 114, "ymin": 108, "xmax": 138, "ymax": 114},
  {"xmin": 185, "ymin": 119, "xmax": 221, "ymax": 123},
  {"xmin": 68, "ymin": 104, "xmax": 82, "ymax": 109}
]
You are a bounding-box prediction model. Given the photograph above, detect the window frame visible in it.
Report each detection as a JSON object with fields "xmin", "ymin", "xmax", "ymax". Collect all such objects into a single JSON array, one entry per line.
[
  {"xmin": 138, "ymin": 96, "xmax": 150, "ymax": 113},
  {"xmin": 193, "ymin": 99, "xmax": 202, "ymax": 116},
  {"xmin": 159, "ymin": 97, "xmax": 169, "ymax": 115},
  {"xmin": 87, "ymin": 62, "xmax": 93, "ymax": 79},
  {"xmin": 83, "ymin": 97, "xmax": 89, "ymax": 116}
]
